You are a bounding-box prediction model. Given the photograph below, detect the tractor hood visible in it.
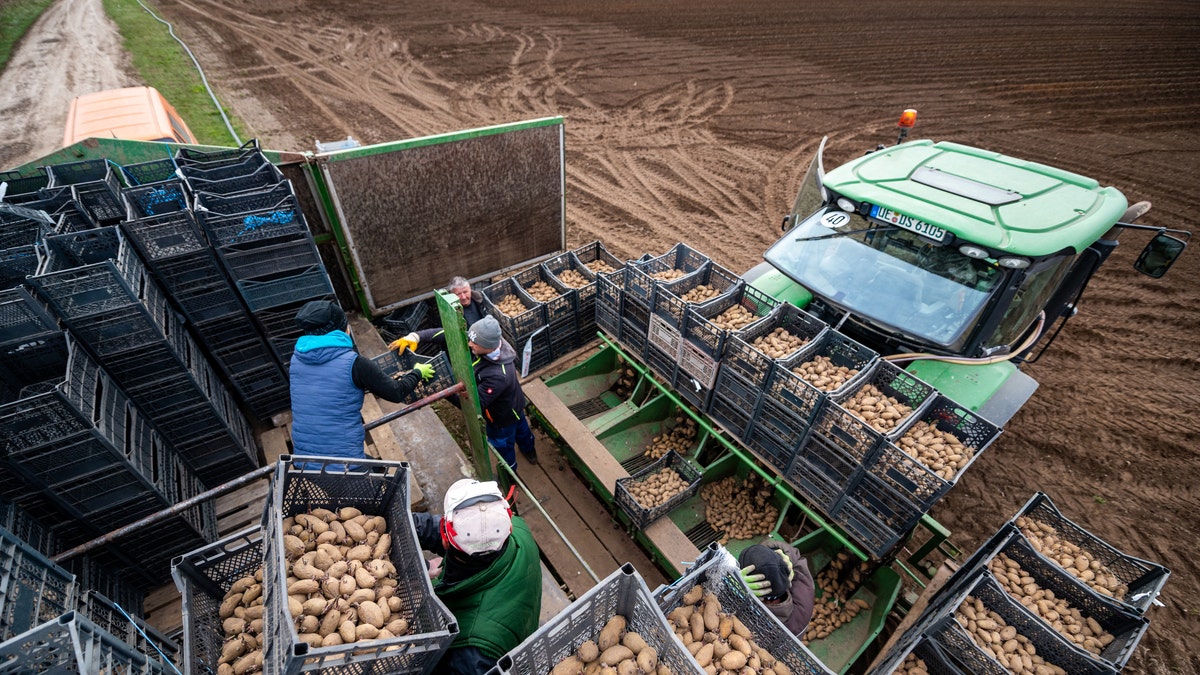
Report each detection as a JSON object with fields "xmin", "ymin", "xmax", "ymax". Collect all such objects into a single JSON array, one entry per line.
[{"xmin": 822, "ymin": 140, "xmax": 1127, "ymax": 257}]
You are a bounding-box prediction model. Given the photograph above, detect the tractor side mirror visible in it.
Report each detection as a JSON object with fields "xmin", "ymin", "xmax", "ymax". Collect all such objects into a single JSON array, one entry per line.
[{"xmin": 1133, "ymin": 232, "xmax": 1187, "ymax": 278}]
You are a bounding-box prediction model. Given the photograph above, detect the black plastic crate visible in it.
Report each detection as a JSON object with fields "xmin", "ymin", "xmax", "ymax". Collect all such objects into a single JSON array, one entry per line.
[
  {"xmin": 51, "ymin": 201, "xmax": 98, "ymax": 234},
  {"xmin": 0, "ymin": 287, "xmax": 58, "ymax": 347},
  {"xmin": 624, "ymin": 242, "xmax": 709, "ymax": 305},
  {"xmin": 0, "ymin": 169, "xmax": 49, "ymax": 197},
  {"xmin": 866, "ymin": 395, "xmax": 1001, "ymax": 513},
  {"xmin": 508, "ymin": 327, "xmax": 555, "ymax": 375},
  {"xmin": 542, "ymin": 251, "xmax": 597, "ymax": 305},
  {"xmin": 513, "ymin": 264, "xmax": 574, "ymax": 315},
  {"xmin": 200, "ymin": 201, "xmax": 309, "ymax": 247},
  {"xmin": 149, "ymin": 251, "xmax": 228, "ymax": 293},
  {"xmin": 193, "ymin": 180, "xmax": 295, "ymax": 215},
  {"xmin": 594, "ymin": 266, "xmax": 624, "ymax": 318},
  {"xmin": 180, "ymin": 152, "xmax": 269, "ymax": 181},
  {"xmin": 0, "ymin": 498, "xmax": 57, "ymax": 558},
  {"xmin": 42, "ymin": 226, "xmax": 121, "ymax": 269},
  {"xmin": 620, "ymin": 291, "xmax": 650, "ymax": 336},
  {"xmin": 46, "ymin": 159, "xmax": 115, "ymax": 187},
  {"xmin": 123, "ymin": 180, "xmax": 190, "ymax": 219},
  {"xmin": 0, "ymin": 216, "xmax": 45, "ymax": 250},
  {"xmin": 571, "ymin": 240, "xmax": 625, "ymax": 273},
  {"xmin": 121, "ymin": 211, "xmax": 208, "ymax": 261},
  {"xmin": 642, "ymin": 341, "xmax": 678, "ymax": 385},
  {"xmin": 172, "ymin": 527, "xmax": 264, "ymax": 675},
  {"xmin": 0, "ymin": 525, "xmax": 76, "ymax": 642},
  {"xmin": 0, "ymin": 245, "xmax": 40, "ymax": 287},
  {"xmin": 772, "ymin": 329, "xmax": 877, "ymax": 405},
  {"xmin": 722, "ymin": 303, "xmax": 827, "ymax": 389},
  {"xmin": 185, "ymin": 162, "xmax": 284, "ymax": 196},
  {"xmin": 616, "ymin": 317, "xmax": 647, "ymax": 362},
  {"xmin": 381, "ymin": 300, "xmax": 431, "ymax": 337},
  {"xmin": 1011, "ymin": 492, "xmax": 1170, "ymax": 615},
  {"xmin": 988, "ymin": 534, "xmax": 1149, "ymax": 670},
  {"xmin": 220, "ymin": 237, "xmax": 323, "ymax": 282},
  {"xmin": 708, "ymin": 367, "xmax": 758, "ymax": 441},
  {"xmin": 831, "ymin": 471, "xmax": 925, "ymax": 558},
  {"xmin": 595, "ymin": 300, "xmax": 619, "ymax": 340},
  {"xmin": 814, "ymin": 360, "xmax": 936, "ymax": 463},
  {"xmin": 869, "ymin": 635, "xmax": 966, "ymax": 675},
  {"xmin": 120, "ymin": 158, "xmax": 181, "ymax": 186},
  {"xmin": 174, "ymin": 282, "xmax": 247, "ymax": 325},
  {"xmin": 71, "ymin": 173, "xmax": 126, "ymax": 225},
  {"xmin": 929, "ymin": 571, "xmax": 1119, "ymax": 675},
  {"xmin": 212, "ymin": 337, "xmax": 277, "ymax": 374},
  {"xmin": 174, "ymin": 139, "xmax": 260, "ymax": 164},
  {"xmin": 548, "ymin": 315, "xmax": 579, "ymax": 358},
  {"xmin": 27, "ymin": 253, "xmax": 146, "ymax": 320},
  {"xmin": 262, "ymin": 457, "xmax": 457, "ymax": 675},
  {"xmin": 0, "ymin": 610, "xmax": 175, "ymax": 673},
  {"xmin": 654, "ymin": 544, "xmax": 834, "ymax": 675},
  {"xmin": 482, "ymin": 277, "xmax": 546, "ymax": 339},
  {"xmin": 682, "ymin": 281, "xmax": 776, "ymax": 360},
  {"xmin": 77, "ymin": 590, "xmax": 179, "ymax": 664},
  {"xmin": 747, "ymin": 397, "xmax": 813, "ymax": 476},
  {"xmin": 370, "ymin": 349, "xmax": 456, "ymax": 403},
  {"xmin": 653, "ymin": 260, "xmax": 741, "ymax": 330},
  {"xmin": 615, "ymin": 450, "xmax": 703, "ymax": 530},
  {"xmin": 235, "ymin": 265, "xmax": 334, "ymax": 312},
  {"xmin": 495, "ymin": 564, "xmax": 703, "ymax": 675}
]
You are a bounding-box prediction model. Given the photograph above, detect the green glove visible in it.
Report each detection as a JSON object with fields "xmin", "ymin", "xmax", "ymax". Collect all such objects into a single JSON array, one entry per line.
[
  {"xmin": 776, "ymin": 549, "xmax": 795, "ymax": 583},
  {"xmin": 413, "ymin": 362, "xmax": 435, "ymax": 381},
  {"xmin": 740, "ymin": 564, "xmax": 771, "ymax": 598}
]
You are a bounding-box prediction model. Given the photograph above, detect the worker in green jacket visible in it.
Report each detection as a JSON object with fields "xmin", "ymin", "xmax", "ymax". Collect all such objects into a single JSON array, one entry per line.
[{"xmin": 412, "ymin": 478, "xmax": 542, "ymax": 673}]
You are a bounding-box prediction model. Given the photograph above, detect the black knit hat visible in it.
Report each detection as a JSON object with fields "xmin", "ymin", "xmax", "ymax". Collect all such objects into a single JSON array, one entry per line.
[
  {"xmin": 295, "ymin": 300, "xmax": 347, "ymax": 335},
  {"xmin": 738, "ymin": 544, "xmax": 790, "ymax": 600}
]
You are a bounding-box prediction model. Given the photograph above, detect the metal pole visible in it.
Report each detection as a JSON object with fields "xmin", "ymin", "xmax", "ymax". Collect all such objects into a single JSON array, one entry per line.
[
  {"xmin": 597, "ymin": 333, "xmax": 870, "ymax": 561},
  {"xmin": 363, "ymin": 382, "xmax": 466, "ymax": 431},
  {"xmin": 52, "ymin": 463, "xmax": 277, "ymax": 564}
]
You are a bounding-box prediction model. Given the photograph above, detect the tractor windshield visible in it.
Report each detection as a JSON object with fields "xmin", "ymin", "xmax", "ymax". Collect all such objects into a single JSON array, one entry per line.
[{"xmin": 765, "ymin": 207, "xmax": 1003, "ymax": 348}]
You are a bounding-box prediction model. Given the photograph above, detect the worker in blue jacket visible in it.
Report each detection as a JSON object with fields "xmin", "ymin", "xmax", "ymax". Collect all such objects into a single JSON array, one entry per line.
[{"xmin": 289, "ymin": 300, "xmax": 434, "ymax": 466}]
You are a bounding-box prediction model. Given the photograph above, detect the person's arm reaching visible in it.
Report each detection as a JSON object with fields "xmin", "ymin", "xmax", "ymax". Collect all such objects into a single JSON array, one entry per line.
[{"xmin": 352, "ymin": 355, "xmax": 427, "ymax": 404}]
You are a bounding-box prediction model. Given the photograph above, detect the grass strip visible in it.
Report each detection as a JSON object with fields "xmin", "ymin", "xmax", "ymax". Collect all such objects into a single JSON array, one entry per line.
[
  {"xmin": 102, "ymin": 0, "xmax": 246, "ymax": 145},
  {"xmin": 0, "ymin": 0, "xmax": 55, "ymax": 72}
]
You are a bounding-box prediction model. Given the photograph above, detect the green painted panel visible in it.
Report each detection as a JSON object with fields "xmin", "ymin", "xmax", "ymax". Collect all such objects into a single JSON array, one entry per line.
[
  {"xmin": 748, "ymin": 268, "xmax": 813, "ymax": 307},
  {"xmin": 904, "ymin": 358, "xmax": 1017, "ymax": 411}
]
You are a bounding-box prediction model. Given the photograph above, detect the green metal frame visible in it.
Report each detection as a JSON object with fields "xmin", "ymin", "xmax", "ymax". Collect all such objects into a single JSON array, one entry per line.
[{"xmin": 433, "ymin": 290, "xmax": 491, "ymax": 481}]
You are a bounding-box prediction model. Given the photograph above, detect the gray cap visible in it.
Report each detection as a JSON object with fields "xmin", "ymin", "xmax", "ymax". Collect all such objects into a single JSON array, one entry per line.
[{"xmin": 468, "ymin": 315, "xmax": 502, "ymax": 350}]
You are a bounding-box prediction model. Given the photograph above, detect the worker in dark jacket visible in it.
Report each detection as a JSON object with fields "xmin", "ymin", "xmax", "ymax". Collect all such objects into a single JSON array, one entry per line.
[
  {"xmin": 289, "ymin": 300, "xmax": 434, "ymax": 465},
  {"xmin": 398, "ymin": 315, "xmax": 537, "ymax": 468},
  {"xmin": 412, "ymin": 478, "xmax": 541, "ymax": 674},
  {"xmin": 739, "ymin": 540, "xmax": 816, "ymax": 636}
]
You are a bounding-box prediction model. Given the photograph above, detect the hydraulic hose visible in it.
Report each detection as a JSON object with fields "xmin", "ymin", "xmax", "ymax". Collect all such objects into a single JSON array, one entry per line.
[{"xmin": 883, "ymin": 312, "xmax": 1046, "ymax": 366}]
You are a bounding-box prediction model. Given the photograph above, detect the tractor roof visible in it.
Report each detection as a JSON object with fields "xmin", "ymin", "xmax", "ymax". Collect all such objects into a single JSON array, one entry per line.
[{"xmin": 822, "ymin": 140, "xmax": 1127, "ymax": 256}]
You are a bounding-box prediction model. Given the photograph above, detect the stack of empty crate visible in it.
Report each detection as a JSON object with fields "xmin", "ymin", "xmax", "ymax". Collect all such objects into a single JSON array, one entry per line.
[
  {"xmin": 26, "ymin": 235, "xmax": 257, "ymax": 488},
  {"xmin": 0, "ymin": 202, "xmax": 54, "ymax": 289},
  {"xmin": 119, "ymin": 158, "xmax": 290, "ymax": 419},
  {"xmin": 182, "ymin": 145, "xmax": 335, "ymax": 375},
  {"xmin": 0, "ymin": 288, "xmax": 217, "ymax": 586}
]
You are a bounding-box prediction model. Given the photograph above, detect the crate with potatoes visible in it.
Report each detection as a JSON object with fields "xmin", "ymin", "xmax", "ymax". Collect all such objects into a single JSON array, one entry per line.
[
  {"xmin": 653, "ymin": 544, "xmax": 834, "ymax": 675},
  {"xmin": 856, "ymin": 394, "xmax": 1002, "ymax": 523},
  {"xmin": 925, "ymin": 570, "xmax": 1120, "ymax": 675},
  {"xmin": 682, "ymin": 283, "xmax": 778, "ymax": 361},
  {"xmin": 615, "ymin": 450, "xmax": 703, "ymax": 531},
  {"xmin": 867, "ymin": 635, "xmax": 965, "ymax": 675},
  {"xmin": 624, "ymin": 243, "xmax": 710, "ymax": 306},
  {"xmin": 173, "ymin": 527, "xmax": 267, "ymax": 675},
  {"xmin": 514, "ymin": 265, "xmax": 578, "ymax": 357},
  {"xmin": 491, "ymin": 564, "xmax": 702, "ymax": 675},
  {"xmin": 1010, "ymin": 493, "xmax": 1170, "ymax": 616},
  {"xmin": 261, "ymin": 456, "xmax": 457, "ymax": 675},
  {"xmin": 652, "ymin": 260, "xmax": 741, "ymax": 330}
]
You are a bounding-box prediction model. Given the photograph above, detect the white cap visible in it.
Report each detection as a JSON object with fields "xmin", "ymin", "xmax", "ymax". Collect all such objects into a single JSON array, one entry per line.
[{"xmin": 442, "ymin": 479, "xmax": 512, "ymax": 555}]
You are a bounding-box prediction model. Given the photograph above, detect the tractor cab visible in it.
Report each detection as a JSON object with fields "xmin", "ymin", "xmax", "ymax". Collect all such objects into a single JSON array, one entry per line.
[{"xmin": 747, "ymin": 116, "xmax": 1188, "ymax": 422}]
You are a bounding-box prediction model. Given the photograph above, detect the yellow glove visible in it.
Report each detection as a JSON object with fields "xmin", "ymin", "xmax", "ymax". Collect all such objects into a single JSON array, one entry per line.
[
  {"xmin": 388, "ymin": 332, "xmax": 419, "ymax": 353},
  {"xmin": 413, "ymin": 362, "xmax": 435, "ymax": 381}
]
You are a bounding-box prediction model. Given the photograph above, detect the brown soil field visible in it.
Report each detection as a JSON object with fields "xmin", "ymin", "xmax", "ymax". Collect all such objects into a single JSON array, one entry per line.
[{"xmin": 9, "ymin": 0, "xmax": 1198, "ymax": 670}]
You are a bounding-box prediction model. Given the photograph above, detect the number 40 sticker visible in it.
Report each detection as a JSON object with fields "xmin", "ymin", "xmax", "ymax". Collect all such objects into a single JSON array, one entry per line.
[{"xmin": 820, "ymin": 211, "xmax": 852, "ymax": 229}]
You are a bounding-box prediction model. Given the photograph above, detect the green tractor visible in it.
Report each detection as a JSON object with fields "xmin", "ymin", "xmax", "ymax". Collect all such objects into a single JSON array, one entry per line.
[{"xmin": 745, "ymin": 111, "xmax": 1188, "ymax": 425}]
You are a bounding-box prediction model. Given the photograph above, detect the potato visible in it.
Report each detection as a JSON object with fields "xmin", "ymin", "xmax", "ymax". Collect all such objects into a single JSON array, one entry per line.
[
  {"xmin": 600, "ymin": 645, "xmax": 634, "ymax": 666},
  {"xmin": 552, "ymin": 656, "xmax": 585, "ymax": 675},
  {"xmin": 598, "ymin": 616, "xmax": 626, "ymax": 650},
  {"xmin": 578, "ymin": 639, "xmax": 600, "ymax": 663}
]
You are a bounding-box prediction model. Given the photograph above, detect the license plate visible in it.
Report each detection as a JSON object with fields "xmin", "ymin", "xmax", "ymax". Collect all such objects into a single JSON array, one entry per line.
[{"xmin": 870, "ymin": 206, "xmax": 948, "ymax": 242}]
